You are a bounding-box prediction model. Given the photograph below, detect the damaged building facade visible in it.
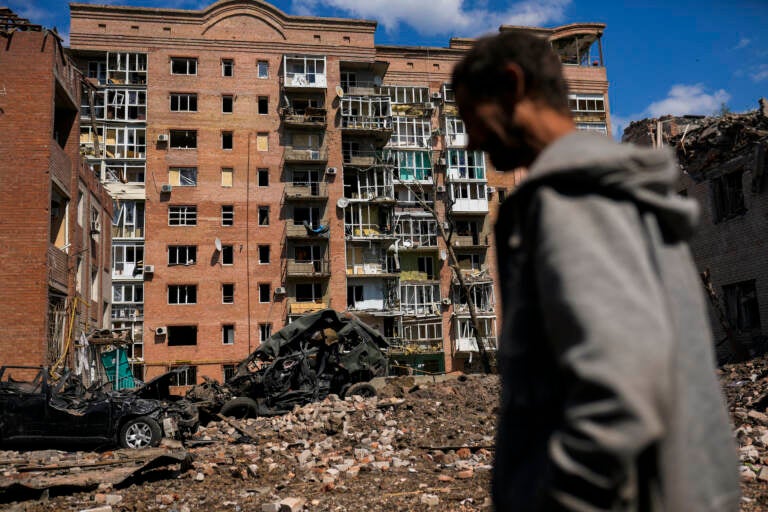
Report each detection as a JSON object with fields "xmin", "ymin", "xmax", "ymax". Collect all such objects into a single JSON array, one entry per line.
[
  {"xmin": 623, "ymin": 100, "xmax": 768, "ymax": 359},
  {"xmin": 67, "ymin": 0, "xmax": 610, "ymax": 383},
  {"xmin": 0, "ymin": 10, "xmax": 113, "ymax": 368}
]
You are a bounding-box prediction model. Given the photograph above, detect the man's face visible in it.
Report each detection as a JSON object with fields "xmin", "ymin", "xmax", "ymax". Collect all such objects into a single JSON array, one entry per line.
[{"xmin": 456, "ymin": 86, "xmax": 537, "ymax": 171}]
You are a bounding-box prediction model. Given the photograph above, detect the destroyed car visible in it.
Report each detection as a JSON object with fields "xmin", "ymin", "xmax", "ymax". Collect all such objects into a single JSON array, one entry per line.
[
  {"xmin": 188, "ymin": 309, "xmax": 389, "ymax": 418},
  {"xmin": 0, "ymin": 366, "xmax": 198, "ymax": 449}
]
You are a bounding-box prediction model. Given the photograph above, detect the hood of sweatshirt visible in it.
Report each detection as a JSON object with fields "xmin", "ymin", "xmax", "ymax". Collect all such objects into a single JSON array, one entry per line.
[{"xmin": 510, "ymin": 131, "xmax": 699, "ymax": 242}]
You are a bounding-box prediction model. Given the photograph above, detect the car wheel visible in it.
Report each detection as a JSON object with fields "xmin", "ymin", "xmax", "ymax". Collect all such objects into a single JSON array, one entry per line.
[
  {"xmin": 220, "ymin": 397, "xmax": 258, "ymax": 419},
  {"xmin": 119, "ymin": 416, "xmax": 162, "ymax": 449},
  {"xmin": 344, "ymin": 382, "xmax": 377, "ymax": 399}
]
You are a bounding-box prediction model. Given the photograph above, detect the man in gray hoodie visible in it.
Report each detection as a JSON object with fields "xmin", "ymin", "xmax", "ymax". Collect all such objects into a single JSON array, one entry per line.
[{"xmin": 452, "ymin": 31, "xmax": 739, "ymax": 511}]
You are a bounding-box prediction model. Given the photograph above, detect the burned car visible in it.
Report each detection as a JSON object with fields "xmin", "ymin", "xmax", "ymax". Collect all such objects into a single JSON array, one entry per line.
[
  {"xmin": 189, "ymin": 309, "xmax": 388, "ymax": 418},
  {"xmin": 0, "ymin": 366, "xmax": 198, "ymax": 450}
]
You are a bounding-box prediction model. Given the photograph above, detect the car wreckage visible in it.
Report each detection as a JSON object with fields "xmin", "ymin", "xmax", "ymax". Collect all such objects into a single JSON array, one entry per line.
[
  {"xmin": 188, "ymin": 309, "xmax": 389, "ymax": 419},
  {"xmin": 0, "ymin": 366, "xmax": 198, "ymax": 449}
]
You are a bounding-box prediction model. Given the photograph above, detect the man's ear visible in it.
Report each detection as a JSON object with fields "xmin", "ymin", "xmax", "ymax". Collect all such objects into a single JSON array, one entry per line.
[{"xmin": 503, "ymin": 63, "xmax": 525, "ymax": 103}]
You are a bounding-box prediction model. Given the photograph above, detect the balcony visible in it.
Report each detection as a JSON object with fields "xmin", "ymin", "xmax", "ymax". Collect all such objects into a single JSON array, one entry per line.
[
  {"xmin": 344, "ymin": 223, "xmax": 396, "ymax": 241},
  {"xmin": 284, "ymin": 182, "xmax": 328, "ymax": 201},
  {"xmin": 343, "ymin": 149, "xmax": 396, "ymax": 168},
  {"xmin": 280, "ymin": 107, "xmax": 327, "ymax": 129},
  {"xmin": 285, "ymin": 259, "xmax": 331, "ymax": 278},
  {"xmin": 283, "ymin": 146, "xmax": 328, "ymax": 163},
  {"xmin": 341, "ymin": 116, "xmax": 393, "ymax": 138},
  {"xmin": 285, "ymin": 220, "xmax": 330, "ymax": 239},
  {"xmin": 451, "ymin": 234, "xmax": 489, "ymax": 249},
  {"xmin": 346, "ymin": 263, "xmax": 398, "ymax": 278},
  {"xmin": 288, "ymin": 300, "xmax": 328, "ymax": 316},
  {"xmin": 455, "ymin": 336, "xmax": 498, "ymax": 353}
]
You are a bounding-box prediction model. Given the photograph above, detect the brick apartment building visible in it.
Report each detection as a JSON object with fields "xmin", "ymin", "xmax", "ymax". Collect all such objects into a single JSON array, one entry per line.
[
  {"xmin": 623, "ymin": 105, "xmax": 768, "ymax": 360},
  {"xmin": 68, "ymin": 0, "xmax": 610, "ymax": 384},
  {"xmin": 0, "ymin": 9, "xmax": 113, "ymax": 368}
]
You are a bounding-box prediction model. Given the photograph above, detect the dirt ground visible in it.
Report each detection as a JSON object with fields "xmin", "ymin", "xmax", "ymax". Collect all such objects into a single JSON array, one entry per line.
[{"xmin": 2, "ymin": 359, "xmax": 768, "ymax": 512}]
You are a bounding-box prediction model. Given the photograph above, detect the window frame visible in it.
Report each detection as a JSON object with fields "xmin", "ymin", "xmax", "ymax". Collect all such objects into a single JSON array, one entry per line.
[
  {"xmin": 168, "ymin": 205, "xmax": 198, "ymax": 226},
  {"xmin": 170, "ymin": 57, "xmax": 197, "ymax": 76},
  {"xmin": 168, "ymin": 284, "xmax": 197, "ymax": 305},
  {"xmin": 170, "ymin": 93, "xmax": 197, "ymax": 112}
]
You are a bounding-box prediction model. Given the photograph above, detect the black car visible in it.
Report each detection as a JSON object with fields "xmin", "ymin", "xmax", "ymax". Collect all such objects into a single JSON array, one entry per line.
[{"xmin": 0, "ymin": 366, "xmax": 198, "ymax": 449}]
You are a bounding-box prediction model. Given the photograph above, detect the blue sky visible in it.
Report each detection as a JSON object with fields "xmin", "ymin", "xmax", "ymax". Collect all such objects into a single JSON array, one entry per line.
[{"xmin": 7, "ymin": 0, "xmax": 768, "ymax": 137}]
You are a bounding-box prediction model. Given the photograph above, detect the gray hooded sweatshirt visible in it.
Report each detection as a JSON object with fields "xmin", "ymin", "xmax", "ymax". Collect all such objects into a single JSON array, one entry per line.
[{"xmin": 493, "ymin": 131, "xmax": 740, "ymax": 511}]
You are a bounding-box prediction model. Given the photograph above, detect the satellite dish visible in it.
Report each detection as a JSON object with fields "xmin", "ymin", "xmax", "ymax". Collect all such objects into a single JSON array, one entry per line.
[
  {"xmin": 336, "ymin": 197, "xmax": 350, "ymax": 208},
  {"xmin": 214, "ymin": 237, "xmax": 222, "ymax": 252},
  {"xmin": 335, "ymin": 85, "xmax": 345, "ymax": 98},
  {"xmin": 402, "ymin": 240, "xmax": 413, "ymax": 248}
]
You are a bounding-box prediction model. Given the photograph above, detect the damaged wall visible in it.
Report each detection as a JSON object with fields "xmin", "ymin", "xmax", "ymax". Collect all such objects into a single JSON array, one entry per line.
[{"xmin": 623, "ymin": 100, "xmax": 768, "ymax": 359}]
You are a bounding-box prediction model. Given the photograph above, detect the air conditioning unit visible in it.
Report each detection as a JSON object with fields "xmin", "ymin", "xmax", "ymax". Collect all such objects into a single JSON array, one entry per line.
[
  {"xmin": 424, "ymin": 102, "xmax": 435, "ymax": 110},
  {"xmin": 441, "ymin": 298, "xmax": 452, "ymax": 306},
  {"xmin": 437, "ymin": 157, "xmax": 446, "ymax": 166},
  {"xmin": 157, "ymin": 133, "xmax": 168, "ymax": 142},
  {"xmin": 155, "ymin": 326, "xmax": 167, "ymax": 336},
  {"xmin": 487, "ymin": 186, "xmax": 496, "ymax": 194},
  {"xmin": 431, "ymin": 92, "xmax": 442, "ymax": 100},
  {"xmin": 436, "ymin": 184, "xmax": 446, "ymax": 193},
  {"xmin": 274, "ymin": 287, "xmax": 287, "ymax": 295},
  {"xmin": 161, "ymin": 184, "xmax": 173, "ymax": 193},
  {"xmin": 326, "ymin": 167, "xmax": 337, "ymax": 175},
  {"xmin": 143, "ymin": 264, "xmax": 154, "ymax": 274}
]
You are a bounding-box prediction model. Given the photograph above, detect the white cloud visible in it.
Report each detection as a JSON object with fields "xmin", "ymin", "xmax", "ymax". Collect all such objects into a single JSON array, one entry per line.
[
  {"xmin": 750, "ymin": 64, "xmax": 768, "ymax": 83},
  {"xmin": 646, "ymin": 84, "xmax": 730, "ymax": 117},
  {"xmin": 735, "ymin": 37, "xmax": 751, "ymax": 49},
  {"xmin": 291, "ymin": 0, "xmax": 570, "ymax": 36}
]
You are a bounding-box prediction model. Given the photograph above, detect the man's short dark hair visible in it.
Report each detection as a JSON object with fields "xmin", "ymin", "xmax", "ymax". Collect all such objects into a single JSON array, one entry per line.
[{"xmin": 452, "ymin": 31, "xmax": 570, "ymax": 113}]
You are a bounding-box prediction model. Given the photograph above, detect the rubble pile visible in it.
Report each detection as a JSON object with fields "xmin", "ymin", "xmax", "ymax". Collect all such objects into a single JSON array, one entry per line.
[
  {"xmin": 720, "ymin": 353, "xmax": 768, "ymax": 511},
  {"xmin": 2, "ymin": 375, "xmax": 499, "ymax": 511},
  {"xmin": 6, "ymin": 366, "xmax": 768, "ymax": 511}
]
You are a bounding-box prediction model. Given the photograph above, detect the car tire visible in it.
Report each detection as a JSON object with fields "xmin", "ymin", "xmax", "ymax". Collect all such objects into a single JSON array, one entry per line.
[
  {"xmin": 220, "ymin": 397, "xmax": 258, "ymax": 419},
  {"xmin": 343, "ymin": 382, "xmax": 377, "ymax": 399},
  {"xmin": 119, "ymin": 416, "xmax": 162, "ymax": 449}
]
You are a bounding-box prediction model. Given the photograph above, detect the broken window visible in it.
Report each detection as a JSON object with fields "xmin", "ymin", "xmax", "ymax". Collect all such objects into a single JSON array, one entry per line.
[
  {"xmin": 171, "ymin": 57, "xmax": 197, "ymax": 75},
  {"xmin": 107, "ymin": 52, "xmax": 147, "ymax": 84},
  {"xmin": 402, "ymin": 320, "xmax": 442, "ymax": 343},
  {"xmin": 347, "ymin": 285, "xmax": 364, "ymax": 308},
  {"xmin": 454, "ymin": 282, "xmax": 494, "ymax": 313},
  {"xmin": 223, "ymin": 364, "xmax": 237, "ymax": 381},
  {"xmin": 169, "ymin": 130, "xmax": 196, "ymax": 149},
  {"xmin": 222, "ymin": 283, "xmax": 235, "ymax": 304},
  {"xmin": 168, "ymin": 327, "xmax": 197, "ymax": 347},
  {"xmin": 259, "ymin": 323, "xmax": 272, "ymax": 342},
  {"xmin": 293, "ymin": 206, "xmax": 321, "ymax": 227},
  {"xmin": 444, "ymin": 116, "xmax": 467, "ymax": 147},
  {"xmin": 222, "ymin": 325, "xmax": 235, "ymax": 345},
  {"xmin": 258, "ymin": 245, "xmax": 270, "ymax": 264},
  {"xmin": 222, "ymin": 95, "xmax": 233, "ymax": 114},
  {"xmin": 168, "ymin": 285, "xmax": 197, "ymax": 304},
  {"xmin": 106, "ymin": 163, "xmax": 145, "ymax": 184},
  {"xmin": 168, "ymin": 245, "xmax": 196, "ymax": 266},
  {"xmin": 113, "ymin": 283, "xmax": 143, "ymax": 303},
  {"xmin": 441, "ymin": 83, "xmax": 455, "ymax": 103},
  {"xmin": 259, "ymin": 283, "xmax": 271, "ymax": 303},
  {"xmin": 222, "ymin": 58, "xmax": 234, "ymax": 77},
  {"xmin": 417, "ymin": 256, "xmax": 435, "ymax": 280},
  {"xmin": 221, "ymin": 205, "xmax": 234, "ymax": 226},
  {"xmin": 222, "ymin": 131, "xmax": 233, "ymax": 150},
  {"xmin": 575, "ymin": 122, "xmax": 608, "ymax": 134},
  {"xmin": 296, "ymin": 282, "xmax": 323, "ymax": 302},
  {"xmin": 221, "ymin": 245, "xmax": 234, "ymax": 265},
  {"xmin": 391, "ymin": 150, "xmax": 431, "ymax": 181},
  {"xmin": 104, "ymin": 126, "xmax": 146, "ymax": 158},
  {"xmin": 168, "ymin": 206, "xmax": 197, "ymax": 226},
  {"xmin": 169, "ymin": 167, "xmax": 197, "ymax": 187},
  {"xmin": 50, "ymin": 185, "xmax": 69, "ymax": 250},
  {"xmin": 112, "ymin": 200, "xmax": 144, "ymax": 238},
  {"xmin": 258, "ymin": 96, "xmax": 269, "ymax": 114},
  {"xmin": 724, "ymin": 280, "xmax": 761, "ymax": 331},
  {"xmin": 340, "ymin": 96, "xmax": 392, "ymax": 130},
  {"xmin": 399, "ymin": 283, "xmax": 440, "ymax": 315},
  {"xmin": 447, "ymin": 150, "xmax": 485, "ymax": 180},
  {"xmin": 284, "ymin": 55, "xmax": 326, "ymax": 86},
  {"xmin": 113, "ymin": 244, "xmax": 144, "ymax": 277},
  {"xmin": 170, "ymin": 93, "xmax": 197, "ymax": 112},
  {"xmin": 711, "ymin": 170, "xmax": 746, "ymax": 222},
  {"xmin": 379, "ymin": 86, "xmax": 430, "ymax": 104},
  {"xmin": 169, "ymin": 365, "xmax": 197, "ymax": 384},
  {"xmin": 258, "ymin": 168, "xmax": 269, "ymax": 187},
  {"xmin": 258, "ymin": 206, "xmax": 269, "ymax": 226},
  {"xmin": 389, "ymin": 117, "xmax": 430, "ymax": 147}
]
